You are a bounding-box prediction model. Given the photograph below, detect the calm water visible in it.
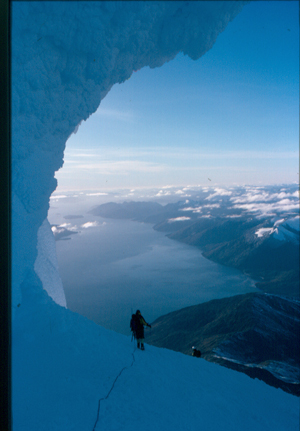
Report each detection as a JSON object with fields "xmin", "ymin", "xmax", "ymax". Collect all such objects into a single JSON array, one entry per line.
[{"xmin": 49, "ymin": 206, "xmax": 257, "ymax": 335}]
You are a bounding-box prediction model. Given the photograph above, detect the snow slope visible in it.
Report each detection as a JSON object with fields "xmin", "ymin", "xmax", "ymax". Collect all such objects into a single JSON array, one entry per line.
[{"xmin": 13, "ymin": 290, "xmax": 299, "ymax": 431}]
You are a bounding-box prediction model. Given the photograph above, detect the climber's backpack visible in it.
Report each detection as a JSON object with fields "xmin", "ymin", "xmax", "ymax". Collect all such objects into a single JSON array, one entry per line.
[{"xmin": 130, "ymin": 314, "xmax": 137, "ymax": 336}]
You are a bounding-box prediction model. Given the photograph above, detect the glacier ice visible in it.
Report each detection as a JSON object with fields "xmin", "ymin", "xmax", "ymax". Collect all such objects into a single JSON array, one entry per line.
[{"xmin": 34, "ymin": 219, "xmax": 66, "ymax": 307}]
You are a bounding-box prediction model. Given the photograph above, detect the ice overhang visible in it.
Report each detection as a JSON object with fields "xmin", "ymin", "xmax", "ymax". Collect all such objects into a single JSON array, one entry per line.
[{"xmin": 11, "ymin": 1, "xmax": 248, "ymax": 312}]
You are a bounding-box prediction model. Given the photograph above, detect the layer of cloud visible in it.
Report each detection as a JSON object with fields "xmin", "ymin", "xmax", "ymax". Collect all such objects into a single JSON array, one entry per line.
[
  {"xmin": 50, "ymin": 195, "xmax": 68, "ymax": 200},
  {"xmin": 50, "ymin": 185, "xmax": 299, "ymax": 223},
  {"xmin": 81, "ymin": 221, "xmax": 99, "ymax": 228},
  {"xmin": 65, "ymin": 147, "xmax": 300, "ymax": 159},
  {"xmin": 180, "ymin": 206, "xmax": 202, "ymax": 213},
  {"xmin": 57, "ymin": 223, "xmax": 78, "ymax": 231},
  {"xmin": 86, "ymin": 192, "xmax": 108, "ymax": 196},
  {"xmin": 234, "ymin": 200, "xmax": 299, "ymax": 216},
  {"xmin": 205, "ymin": 188, "xmax": 233, "ymax": 200},
  {"xmin": 231, "ymin": 191, "xmax": 299, "ymax": 204}
]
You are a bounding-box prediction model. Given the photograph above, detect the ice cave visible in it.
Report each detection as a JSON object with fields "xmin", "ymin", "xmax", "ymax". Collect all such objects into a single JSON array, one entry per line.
[{"xmin": 11, "ymin": 2, "xmax": 299, "ymax": 430}]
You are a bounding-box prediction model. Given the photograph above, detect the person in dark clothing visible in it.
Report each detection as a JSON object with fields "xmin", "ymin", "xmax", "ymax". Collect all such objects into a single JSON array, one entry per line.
[
  {"xmin": 192, "ymin": 346, "xmax": 201, "ymax": 358},
  {"xmin": 130, "ymin": 310, "xmax": 151, "ymax": 350}
]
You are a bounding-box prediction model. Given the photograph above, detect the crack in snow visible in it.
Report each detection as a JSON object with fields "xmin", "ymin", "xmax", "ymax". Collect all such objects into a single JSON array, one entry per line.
[{"xmin": 92, "ymin": 349, "xmax": 136, "ymax": 431}]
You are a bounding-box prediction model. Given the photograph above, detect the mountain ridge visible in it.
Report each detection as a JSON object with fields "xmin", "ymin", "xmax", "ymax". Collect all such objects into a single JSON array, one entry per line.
[{"xmin": 146, "ymin": 292, "xmax": 300, "ymax": 396}]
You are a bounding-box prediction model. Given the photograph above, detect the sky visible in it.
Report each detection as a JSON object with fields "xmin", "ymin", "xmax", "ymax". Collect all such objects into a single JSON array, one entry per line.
[{"xmin": 54, "ymin": 1, "xmax": 299, "ymax": 193}]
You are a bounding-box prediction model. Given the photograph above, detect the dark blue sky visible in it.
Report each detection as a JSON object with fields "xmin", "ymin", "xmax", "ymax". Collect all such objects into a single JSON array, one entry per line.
[{"xmin": 57, "ymin": 1, "xmax": 299, "ymax": 191}]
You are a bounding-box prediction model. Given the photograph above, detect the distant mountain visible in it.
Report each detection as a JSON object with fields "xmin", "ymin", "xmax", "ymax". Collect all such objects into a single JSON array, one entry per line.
[
  {"xmin": 88, "ymin": 200, "xmax": 299, "ymax": 297},
  {"xmin": 88, "ymin": 201, "xmax": 164, "ymax": 221},
  {"xmin": 146, "ymin": 292, "xmax": 300, "ymax": 396},
  {"xmin": 164, "ymin": 217, "xmax": 299, "ymax": 297}
]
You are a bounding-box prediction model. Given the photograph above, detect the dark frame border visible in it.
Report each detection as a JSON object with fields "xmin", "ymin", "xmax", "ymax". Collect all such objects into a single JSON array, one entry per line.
[{"xmin": 0, "ymin": 0, "xmax": 11, "ymax": 430}]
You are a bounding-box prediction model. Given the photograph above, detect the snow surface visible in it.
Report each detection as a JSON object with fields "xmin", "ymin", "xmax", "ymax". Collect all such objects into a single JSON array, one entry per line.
[
  {"xmin": 273, "ymin": 225, "xmax": 299, "ymax": 242},
  {"xmin": 255, "ymin": 216, "xmax": 300, "ymax": 242},
  {"xmin": 13, "ymin": 293, "xmax": 299, "ymax": 431},
  {"xmin": 255, "ymin": 227, "xmax": 274, "ymax": 238},
  {"xmin": 12, "ymin": 1, "xmax": 299, "ymax": 430}
]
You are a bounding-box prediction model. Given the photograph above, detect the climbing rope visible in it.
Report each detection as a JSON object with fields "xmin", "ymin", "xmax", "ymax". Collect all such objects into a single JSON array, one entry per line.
[{"xmin": 92, "ymin": 348, "xmax": 136, "ymax": 431}]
